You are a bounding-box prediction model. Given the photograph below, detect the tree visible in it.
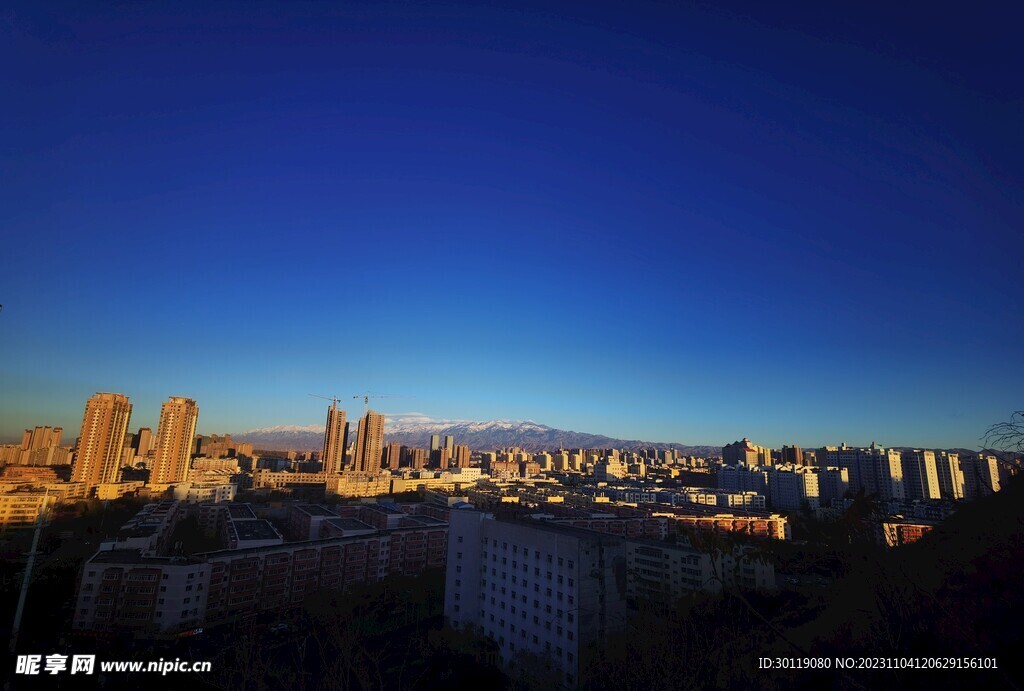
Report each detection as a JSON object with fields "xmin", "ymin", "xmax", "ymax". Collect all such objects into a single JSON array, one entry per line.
[{"xmin": 983, "ymin": 410, "xmax": 1024, "ymax": 456}]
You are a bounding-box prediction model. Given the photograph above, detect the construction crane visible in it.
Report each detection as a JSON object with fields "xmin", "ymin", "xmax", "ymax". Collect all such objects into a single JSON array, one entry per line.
[
  {"xmin": 352, "ymin": 392, "xmax": 405, "ymax": 416},
  {"xmin": 309, "ymin": 393, "xmax": 344, "ymax": 409}
]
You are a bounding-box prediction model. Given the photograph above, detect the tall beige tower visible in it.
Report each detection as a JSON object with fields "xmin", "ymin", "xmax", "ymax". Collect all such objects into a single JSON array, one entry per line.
[
  {"xmin": 152, "ymin": 397, "xmax": 199, "ymax": 484},
  {"xmin": 353, "ymin": 410, "xmax": 384, "ymax": 473},
  {"xmin": 321, "ymin": 404, "xmax": 348, "ymax": 475},
  {"xmin": 71, "ymin": 393, "xmax": 133, "ymax": 489}
]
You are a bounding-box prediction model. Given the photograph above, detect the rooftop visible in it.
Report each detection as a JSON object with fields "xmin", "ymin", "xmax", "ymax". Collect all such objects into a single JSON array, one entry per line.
[
  {"xmin": 231, "ymin": 519, "xmax": 281, "ymax": 542},
  {"xmin": 323, "ymin": 517, "xmax": 375, "ymax": 532},
  {"xmin": 227, "ymin": 504, "xmax": 257, "ymax": 520},
  {"xmin": 89, "ymin": 549, "xmax": 203, "ymax": 566},
  {"xmin": 296, "ymin": 504, "xmax": 337, "ymax": 517}
]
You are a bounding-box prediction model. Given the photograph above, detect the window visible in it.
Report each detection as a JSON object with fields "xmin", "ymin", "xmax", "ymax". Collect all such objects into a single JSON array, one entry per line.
[
  {"xmin": 458, "ymin": 536, "xmax": 463, "ymax": 543},
  {"xmin": 457, "ymin": 552, "xmax": 462, "ymax": 559},
  {"xmin": 568, "ymin": 578, "xmax": 574, "ymax": 587}
]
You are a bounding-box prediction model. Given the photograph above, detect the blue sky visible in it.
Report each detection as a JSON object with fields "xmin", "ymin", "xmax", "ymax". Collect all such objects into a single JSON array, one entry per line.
[{"xmin": 2, "ymin": 1, "xmax": 1022, "ymax": 449}]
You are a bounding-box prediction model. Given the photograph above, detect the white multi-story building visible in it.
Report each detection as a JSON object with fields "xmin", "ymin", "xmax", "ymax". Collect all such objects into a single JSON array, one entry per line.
[
  {"xmin": 816, "ymin": 466, "xmax": 850, "ymax": 506},
  {"xmin": 74, "ymin": 552, "xmax": 208, "ymax": 634},
  {"xmin": 626, "ymin": 539, "xmax": 775, "ymax": 603},
  {"xmin": 960, "ymin": 453, "xmax": 1000, "ymax": 499},
  {"xmin": 819, "ymin": 444, "xmax": 904, "ymax": 501},
  {"xmin": 767, "ymin": 465, "xmax": 820, "ymax": 511},
  {"xmin": 901, "ymin": 450, "xmax": 941, "ymax": 500},
  {"xmin": 718, "ymin": 464, "xmax": 769, "ymax": 495},
  {"xmin": 445, "ymin": 509, "xmax": 627, "ymax": 687},
  {"xmin": 935, "ymin": 452, "xmax": 965, "ymax": 500}
]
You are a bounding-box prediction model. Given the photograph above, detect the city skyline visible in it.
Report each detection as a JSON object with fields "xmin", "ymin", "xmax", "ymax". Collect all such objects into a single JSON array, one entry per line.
[
  {"xmin": 3, "ymin": 2, "xmax": 1022, "ymax": 451},
  {"xmin": 0, "ymin": 389, "xmax": 1014, "ymax": 452}
]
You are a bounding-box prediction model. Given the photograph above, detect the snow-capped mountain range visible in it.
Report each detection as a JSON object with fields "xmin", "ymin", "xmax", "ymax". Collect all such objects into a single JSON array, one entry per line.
[{"xmin": 234, "ymin": 415, "xmax": 717, "ymax": 456}]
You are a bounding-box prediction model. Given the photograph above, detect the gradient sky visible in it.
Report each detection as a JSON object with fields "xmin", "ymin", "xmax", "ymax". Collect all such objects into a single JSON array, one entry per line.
[{"xmin": 2, "ymin": 1, "xmax": 1022, "ymax": 449}]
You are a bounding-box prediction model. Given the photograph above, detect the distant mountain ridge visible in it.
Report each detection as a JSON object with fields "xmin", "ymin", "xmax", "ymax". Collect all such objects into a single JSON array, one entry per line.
[{"xmin": 234, "ymin": 418, "xmax": 718, "ymax": 456}]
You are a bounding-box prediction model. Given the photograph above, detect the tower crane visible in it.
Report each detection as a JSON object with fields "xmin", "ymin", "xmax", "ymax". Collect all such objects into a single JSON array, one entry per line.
[
  {"xmin": 352, "ymin": 393, "xmax": 406, "ymax": 416},
  {"xmin": 309, "ymin": 393, "xmax": 344, "ymax": 409}
]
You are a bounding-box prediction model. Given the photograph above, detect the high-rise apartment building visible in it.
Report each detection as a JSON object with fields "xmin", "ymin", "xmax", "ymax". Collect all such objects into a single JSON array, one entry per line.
[
  {"xmin": 960, "ymin": 453, "xmax": 1000, "ymax": 499},
  {"xmin": 766, "ymin": 465, "xmax": 820, "ymax": 510},
  {"xmin": 935, "ymin": 451, "xmax": 965, "ymax": 500},
  {"xmin": 817, "ymin": 466, "xmax": 851, "ymax": 505},
  {"xmin": 152, "ymin": 397, "xmax": 199, "ymax": 485},
  {"xmin": 321, "ymin": 404, "xmax": 348, "ymax": 475},
  {"xmin": 901, "ymin": 450, "xmax": 941, "ymax": 500},
  {"xmin": 781, "ymin": 445, "xmax": 802, "ymax": 465},
  {"xmin": 819, "ymin": 443, "xmax": 904, "ymax": 501},
  {"xmin": 21, "ymin": 426, "xmax": 63, "ymax": 450},
  {"xmin": 132, "ymin": 428, "xmax": 155, "ymax": 458},
  {"xmin": 71, "ymin": 393, "xmax": 133, "ymax": 489},
  {"xmin": 405, "ymin": 447, "xmax": 427, "ymax": 470},
  {"xmin": 385, "ymin": 442, "xmax": 403, "ymax": 470},
  {"xmin": 353, "ymin": 411, "xmax": 385, "ymax": 473},
  {"xmin": 453, "ymin": 445, "xmax": 471, "ymax": 468},
  {"xmin": 723, "ymin": 438, "xmax": 770, "ymax": 467}
]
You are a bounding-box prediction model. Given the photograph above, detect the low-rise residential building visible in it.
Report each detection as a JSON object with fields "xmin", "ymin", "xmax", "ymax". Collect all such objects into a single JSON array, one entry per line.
[{"xmin": 626, "ymin": 539, "xmax": 775, "ymax": 604}]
